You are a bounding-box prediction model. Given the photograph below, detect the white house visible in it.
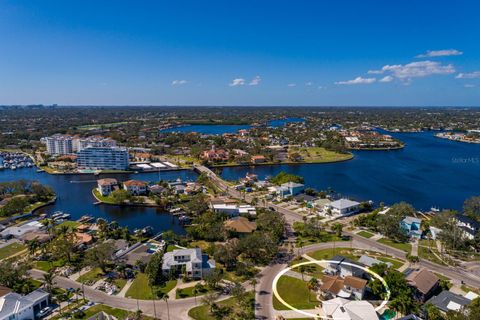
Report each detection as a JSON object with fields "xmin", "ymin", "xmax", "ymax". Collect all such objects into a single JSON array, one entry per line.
[
  {"xmin": 211, "ymin": 203, "xmax": 256, "ymax": 216},
  {"xmin": 123, "ymin": 180, "xmax": 148, "ymax": 195},
  {"xmin": 0, "ymin": 288, "xmax": 50, "ymax": 320},
  {"xmin": 325, "ymin": 256, "xmax": 365, "ymax": 278},
  {"xmin": 162, "ymin": 248, "xmax": 215, "ymax": 279},
  {"xmin": 97, "ymin": 178, "xmax": 118, "ymax": 196},
  {"xmin": 324, "ymin": 199, "xmax": 360, "ymax": 216},
  {"xmin": 322, "ymin": 298, "xmax": 378, "ymax": 320}
]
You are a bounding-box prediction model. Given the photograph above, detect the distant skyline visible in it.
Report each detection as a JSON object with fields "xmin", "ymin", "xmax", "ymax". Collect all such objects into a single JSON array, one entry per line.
[{"xmin": 0, "ymin": 1, "xmax": 479, "ymax": 106}]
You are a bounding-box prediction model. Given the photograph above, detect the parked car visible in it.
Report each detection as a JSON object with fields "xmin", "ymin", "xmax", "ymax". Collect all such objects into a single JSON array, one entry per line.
[{"xmin": 36, "ymin": 307, "xmax": 52, "ymax": 318}]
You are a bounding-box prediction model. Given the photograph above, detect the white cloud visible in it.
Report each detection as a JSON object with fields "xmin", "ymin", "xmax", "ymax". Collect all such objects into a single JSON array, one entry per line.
[
  {"xmin": 379, "ymin": 75, "xmax": 394, "ymax": 83},
  {"xmin": 229, "ymin": 78, "xmax": 246, "ymax": 86},
  {"xmin": 416, "ymin": 49, "xmax": 463, "ymax": 58},
  {"xmin": 335, "ymin": 77, "xmax": 376, "ymax": 85},
  {"xmin": 305, "ymin": 82, "xmax": 313, "ymax": 86},
  {"xmin": 380, "ymin": 60, "xmax": 455, "ymax": 81},
  {"xmin": 455, "ymin": 71, "xmax": 480, "ymax": 79},
  {"xmin": 287, "ymin": 83, "xmax": 297, "ymax": 87},
  {"xmin": 464, "ymin": 84, "xmax": 476, "ymax": 88},
  {"xmin": 367, "ymin": 70, "xmax": 384, "ymax": 74},
  {"xmin": 249, "ymin": 76, "xmax": 261, "ymax": 86},
  {"xmin": 172, "ymin": 80, "xmax": 187, "ymax": 86}
]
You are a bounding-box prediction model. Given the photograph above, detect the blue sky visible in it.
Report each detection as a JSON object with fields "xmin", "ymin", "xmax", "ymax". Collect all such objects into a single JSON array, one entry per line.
[{"xmin": 0, "ymin": 0, "xmax": 479, "ymax": 106}]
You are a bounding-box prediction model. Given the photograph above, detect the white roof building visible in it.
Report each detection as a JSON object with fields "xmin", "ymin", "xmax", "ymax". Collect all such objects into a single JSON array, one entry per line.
[
  {"xmin": 162, "ymin": 248, "xmax": 215, "ymax": 279},
  {"xmin": 0, "ymin": 221, "xmax": 45, "ymax": 239},
  {"xmin": 322, "ymin": 297, "xmax": 378, "ymax": 320},
  {"xmin": 325, "ymin": 199, "xmax": 361, "ymax": 216},
  {"xmin": 0, "ymin": 289, "xmax": 50, "ymax": 320}
]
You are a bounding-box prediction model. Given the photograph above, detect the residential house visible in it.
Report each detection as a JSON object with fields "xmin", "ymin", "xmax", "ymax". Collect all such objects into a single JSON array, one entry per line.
[
  {"xmin": 19, "ymin": 231, "xmax": 52, "ymax": 244},
  {"xmin": 453, "ymin": 214, "xmax": 480, "ymax": 240},
  {"xmin": 201, "ymin": 146, "xmax": 229, "ymax": 162},
  {"xmin": 123, "ymin": 180, "xmax": 148, "ymax": 195},
  {"xmin": 224, "ymin": 217, "xmax": 257, "ymax": 236},
  {"xmin": 325, "ymin": 255, "xmax": 365, "ymax": 278},
  {"xmin": 251, "ymin": 155, "xmax": 267, "ymax": 164},
  {"xmin": 0, "ymin": 288, "xmax": 50, "ymax": 320},
  {"xmin": 425, "ymin": 290, "xmax": 471, "ymax": 315},
  {"xmin": 97, "ymin": 178, "xmax": 118, "ymax": 196},
  {"xmin": 358, "ymin": 255, "xmax": 393, "ymax": 269},
  {"xmin": 148, "ymin": 184, "xmax": 166, "ymax": 195},
  {"xmin": 320, "ymin": 275, "xmax": 367, "ymax": 300},
  {"xmin": 162, "ymin": 248, "xmax": 215, "ymax": 279},
  {"xmin": 276, "ymin": 182, "xmax": 305, "ymax": 198},
  {"xmin": 405, "ymin": 268, "xmax": 440, "ymax": 302},
  {"xmin": 75, "ymin": 232, "xmax": 93, "ymax": 248},
  {"xmin": 324, "ymin": 199, "xmax": 360, "ymax": 216},
  {"xmin": 210, "ymin": 202, "xmax": 256, "ymax": 216},
  {"xmin": 322, "ymin": 297, "xmax": 378, "ymax": 320},
  {"xmin": 0, "ymin": 221, "xmax": 45, "ymax": 239},
  {"xmin": 401, "ymin": 216, "xmax": 422, "ymax": 238}
]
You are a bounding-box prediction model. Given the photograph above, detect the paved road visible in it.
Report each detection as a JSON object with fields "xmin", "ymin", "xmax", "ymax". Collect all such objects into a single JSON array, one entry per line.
[
  {"xmin": 195, "ymin": 165, "xmax": 480, "ymax": 319},
  {"xmin": 30, "ymin": 270, "xmax": 216, "ymax": 320}
]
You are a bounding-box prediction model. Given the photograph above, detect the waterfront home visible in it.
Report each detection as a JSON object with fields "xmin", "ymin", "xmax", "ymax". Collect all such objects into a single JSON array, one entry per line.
[
  {"xmin": 0, "ymin": 220, "xmax": 45, "ymax": 239},
  {"xmin": 276, "ymin": 182, "xmax": 305, "ymax": 198},
  {"xmin": 325, "ymin": 255, "xmax": 365, "ymax": 278},
  {"xmin": 322, "ymin": 298, "xmax": 378, "ymax": 320},
  {"xmin": 162, "ymin": 248, "xmax": 215, "ymax": 279},
  {"xmin": 358, "ymin": 255, "xmax": 393, "ymax": 269},
  {"xmin": 74, "ymin": 232, "xmax": 93, "ymax": 248},
  {"xmin": 425, "ymin": 290, "xmax": 471, "ymax": 315},
  {"xmin": 19, "ymin": 231, "xmax": 52, "ymax": 244},
  {"xmin": 123, "ymin": 180, "xmax": 148, "ymax": 195},
  {"xmin": 401, "ymin": 216, "xmax": 422, "ymax": 238},
  {"xmin": 201, "ymin": 146, "xmax": 229, "ymax": 162},
  {"xmin": 0, "ymin": 287, "xmax": 50, "ymax": 320},
  {"xmin": 452, "ymin": 214, "xmax": 480, "ymax": 240},
  {"xmin": 324, "ymin": 199, "xmax": 360, "ymax": 216},
  {"xmin": 251, "ymin": 155, "xmax": 267, "ymax": 164},
  {"xmin": 148, "ymin": 184, "xmax": 166, "ymax": 195},
  {"xmin": 320, "ymin": 275, "xmax": 367, "ymax": 300},
  {"xmin": 97, "ymin": 178, "xmax": 118, "ymax": 196},
  {"xmin": 404, "ymin": 267, "xmax": 440, "ymax": 302},
  {"xmin": 210, "ymin": 202, "xmax": 256, "ymax": 216},
  {"xmin": 224, "ymin": 216, "xmax": 257, "ymax": 236}
]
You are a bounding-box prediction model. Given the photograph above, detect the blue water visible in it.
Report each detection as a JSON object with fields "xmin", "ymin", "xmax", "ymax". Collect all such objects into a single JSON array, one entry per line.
[
  {"xmin": 0, "ymin": 169, "xmax": 198, "ymax": 234},
  {"xmin": 220, "ymin": 131, "xmax": 480, "ymax": 211},
  {"xmin": 160, "ymin": 118, "xmax": 305, "ymax": 134}
]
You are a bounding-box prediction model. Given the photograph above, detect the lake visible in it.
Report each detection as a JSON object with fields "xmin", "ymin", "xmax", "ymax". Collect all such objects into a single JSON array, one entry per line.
[
  {"xmin": 220, "ymin": 131, "xmax": 480, "ymax": 211},
  {"xmin": 0, "ymin": 168, "xmax": 198, "ymax": 234},
  {"xmin": 160, "ymin": 118, "xmax": 305, "ymax": 134}
]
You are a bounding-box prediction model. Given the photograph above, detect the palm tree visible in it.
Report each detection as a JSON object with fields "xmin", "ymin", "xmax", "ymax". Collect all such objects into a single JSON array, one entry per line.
[
  {"xmin": 42, "ymin": 271, "xmax": 56, "ymax": 294},
  {"xmin": 27, "ymin": 238, "xmax": 40, "ymax": 256},
  {"xmin": 307, "ymin": 277, "xmax": 318, "ymax": 301},
  {"xmin": 75, "ymin": 288, "xmax": 82, "ymax": 303},
  {"xmin": 332, "ymin": 223, "xmax": 343, "ymax": 238},
  {"xmin": 298, "ymin": 265, "xmax": 306, "ymax": 281},
  {"xmin": 44, "ymin": 218, "xmax": 55, "ymax": 235},
  {"xmin": 157, "ymin": 292, "xmax": 170, "ymax": 320}
]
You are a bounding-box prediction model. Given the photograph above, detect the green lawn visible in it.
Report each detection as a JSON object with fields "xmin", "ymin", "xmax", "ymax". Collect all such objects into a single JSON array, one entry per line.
[
  {"xmin": 272, "ymin": 276, "xmax": 319, "ymax": 310},
  {"xmin": 418, "ymin": 246, "xmax": 446, "ymax": 266},
  {"xmin": 307, "ymin": 247, "xmax": 358, "ymax": 261},
  {"xmin": 34, "ymin": 260, "xmax": 64, "ymax": 272},
  {"xmin": 78, "ymin": 267, "xmax": 104, "ymax": 285},
  {"xmin": 57, "ymin": 220, "xmax": 80, "ymax": 230},
  {"xmin": 0, "ymin": 242, "xmax": 26, "ymax": 260},
  {"xmin": 296, "ymin": 232, "xmax": 349, "ymax": 246},
  {"xmin": 290, "ymin": 146, "xmax": 353, "ymax": 163},
  {"xmin": 92, "ymin": 188, "xmax": 117, "ymax": 204},
  {"xmin": 357, "ymin": 231, "xmax": 374, "ymax": 238},
  {"xmin": 188, "ymin": 292, "xmax": 254, "ymax": 320},
  {"xmin": 113, "ymin": 278, "xmax": 128, "ymax": 291},
  {"xmin": 125, "ymin": 273, "xmax": 177, "ymax": 300},
  {"xmin": 377, "ymin": 238, "xmax": 412, "ymax": 253},
  {"xmin": 290, "ymin": 257, "xmax": 324, "ymax": 278},
  {"xmin": 176, "ymin": 284, "xmax": 210, "ymax": 299}
]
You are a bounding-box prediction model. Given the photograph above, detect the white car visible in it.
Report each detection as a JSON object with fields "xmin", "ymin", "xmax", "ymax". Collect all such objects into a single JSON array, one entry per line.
[{"xmin": 36, "ymin": 307, "xmax": 52, "ymax": 318}]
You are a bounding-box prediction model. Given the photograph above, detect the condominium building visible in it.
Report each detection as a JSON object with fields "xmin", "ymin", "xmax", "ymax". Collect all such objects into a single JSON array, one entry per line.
[
  {"xmin": 77, "ymin": 147, "xmax": 129, "ymax": 171},
  {"xmin": 73, "ymin": 136, "xmax": 117, "ymax": 152},
  {"xmin": 44, "ymin": 134, "xmax": 74, "ymax": 155}
]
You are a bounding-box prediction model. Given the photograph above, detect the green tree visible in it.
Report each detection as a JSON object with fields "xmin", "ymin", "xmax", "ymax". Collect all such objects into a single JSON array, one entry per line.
[
  {"xmin": 84, "ymin": 242, "xmax": 115, "ymax": 273},
  {"xmin": 464, "ymin": 196, "xmax": 480, "ymax": 221}
]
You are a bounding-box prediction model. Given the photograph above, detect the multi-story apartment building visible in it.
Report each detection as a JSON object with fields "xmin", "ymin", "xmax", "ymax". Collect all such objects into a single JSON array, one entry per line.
[
  {"xmin": 44, "ymin": 134, "xmax": 74, "ymax": 155},
  {"xmin": 77, "ymin": 147, "xmax": 129, "ymax": 171},
  {"xmin": 73, "ymin": 136, "xmax": 117, "ymax": 152}
]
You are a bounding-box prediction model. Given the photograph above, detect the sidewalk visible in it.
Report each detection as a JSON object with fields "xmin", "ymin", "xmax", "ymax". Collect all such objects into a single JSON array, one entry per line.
[{"xmin": 117, "ymin": 279, "xmax": 133, "ymax": 297}]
